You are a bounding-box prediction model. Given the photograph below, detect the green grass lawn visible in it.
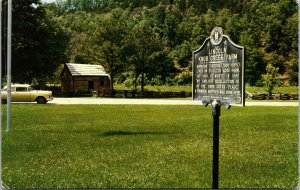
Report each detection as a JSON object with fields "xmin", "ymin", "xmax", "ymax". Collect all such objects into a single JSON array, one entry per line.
[
  {"xmin": 114, "ymin": 84, "xmax": 298, "ymax": 95},
  {"xmin": 114, "ymin": 83, "xmax": 192, "ymax": 92},
  {"xmin": 2, "ymin": 104, "xmax": 298, "ymax": 188}
]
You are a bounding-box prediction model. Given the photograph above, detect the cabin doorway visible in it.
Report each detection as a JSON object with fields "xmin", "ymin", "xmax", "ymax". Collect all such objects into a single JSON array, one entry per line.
[{"xmin": 88, "ymin": 81, "xmax": 94, "ymax": 91}]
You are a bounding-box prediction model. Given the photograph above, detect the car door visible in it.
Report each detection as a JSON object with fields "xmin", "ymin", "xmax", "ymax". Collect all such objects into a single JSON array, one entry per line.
[{"xmin": 14, "ymin": 87, "xmax": 31, "ymax": 102}]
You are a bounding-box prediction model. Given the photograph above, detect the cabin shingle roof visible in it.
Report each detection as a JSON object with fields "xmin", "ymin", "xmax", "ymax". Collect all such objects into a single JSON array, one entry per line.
[{"xmin": 66, "ymin": 63, "xmax": 109, "ymax": 77}]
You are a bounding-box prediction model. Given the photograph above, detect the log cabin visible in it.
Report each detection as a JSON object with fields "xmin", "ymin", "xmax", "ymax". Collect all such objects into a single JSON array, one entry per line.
[{"xmin": 61, "ymin": 63, "xmax": 110, "ymax": 96}]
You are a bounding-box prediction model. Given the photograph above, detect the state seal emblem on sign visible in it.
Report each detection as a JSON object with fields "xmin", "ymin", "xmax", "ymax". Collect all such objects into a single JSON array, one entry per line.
[{"xmin": 210, "ymin": 27, "xmax": 223, "ymax": 46}]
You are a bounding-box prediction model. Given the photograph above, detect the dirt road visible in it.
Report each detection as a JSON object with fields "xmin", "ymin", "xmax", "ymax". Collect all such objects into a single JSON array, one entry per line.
[{"xmin": 49, "ymin": 97, "xmax": 299, "ymax": 106}]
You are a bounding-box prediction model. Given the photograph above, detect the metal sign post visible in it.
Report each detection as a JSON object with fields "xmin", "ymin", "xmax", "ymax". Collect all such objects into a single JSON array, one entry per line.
[
  {"xmin": 211, "ymin": 100, "xmax": 220, "ymax": 190},
  {"xmin": 192, "ymin": 27, "xmax": 245, "ymax": 189},
  {"xmin": 7, "ymin": 0, "xmax": 12, "ymax": 132},
  {"xmin": 203, "ymin": 99, "xmax": 230, "ymax": 189}
]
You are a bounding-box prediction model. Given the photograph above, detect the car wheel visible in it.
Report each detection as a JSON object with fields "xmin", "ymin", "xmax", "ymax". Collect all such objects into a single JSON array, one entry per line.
[
  {"xmin": 36, "ymin": 97, "xmax": 47, "ymax": 104},
  {"xmin": 1, "ymin": 99, "xmax": 7, "ymax": 104}
]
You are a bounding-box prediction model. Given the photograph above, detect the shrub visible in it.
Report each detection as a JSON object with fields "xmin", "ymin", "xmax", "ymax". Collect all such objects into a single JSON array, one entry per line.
[
  {"xmin": 114, "ymin": 74, "xmax": 127, "ymax": 84},
  {"xmin": 262, "ymin": 64, "xmax": 279, "ymax": 97},
  {"xmin": 123, "ymin": 78, "xmax": 136, "ymax": 89},
  {"xmin": 173, "ymin": 73, "xmax": 192, "ymax": 85}
]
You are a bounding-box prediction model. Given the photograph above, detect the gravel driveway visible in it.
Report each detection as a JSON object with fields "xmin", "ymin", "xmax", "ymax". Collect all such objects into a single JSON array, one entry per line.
[{"xmin": 49, "ymin": 97, "xmax": 299, "ymax": 106}]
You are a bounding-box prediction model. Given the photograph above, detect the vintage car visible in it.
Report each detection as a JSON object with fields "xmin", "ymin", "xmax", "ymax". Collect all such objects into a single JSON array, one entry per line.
[{"xmin": 1, "ymin": 84, "xmax": 53, "ymax": 104}]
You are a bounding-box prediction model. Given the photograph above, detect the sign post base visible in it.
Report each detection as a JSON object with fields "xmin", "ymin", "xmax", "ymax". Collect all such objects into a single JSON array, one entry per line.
[{"xmin": 203, "ymin": 99, "xmax": 230, "ymax": 189}]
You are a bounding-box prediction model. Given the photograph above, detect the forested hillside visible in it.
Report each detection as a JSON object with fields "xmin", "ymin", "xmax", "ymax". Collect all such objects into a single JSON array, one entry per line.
[{"xmin": 5, "ymin": 0, "xmax": 298, "ymax": 91}]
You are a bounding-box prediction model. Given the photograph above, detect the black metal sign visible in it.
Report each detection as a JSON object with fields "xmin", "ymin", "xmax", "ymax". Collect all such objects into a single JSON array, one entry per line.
[{"xmin": 193, "ymin": 27, "xmax": 245, "ymax": 106}]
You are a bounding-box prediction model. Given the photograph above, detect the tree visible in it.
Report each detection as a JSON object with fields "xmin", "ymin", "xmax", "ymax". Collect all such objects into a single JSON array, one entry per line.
[
  {"xmin": 57, "ymin": 11, "xmax": 102, "ymax": 66},
  {"xmin": 163, "ymin": 5, "xmax": 182, "ymax": 48},
  {"xmin": 92, "ymin": 8, "xmax": 128, "ymax": 95},
  {"xmin": 241, "ymin": 0, "xmax": 298, "ymax": 85},
  {"xmin": 45, "ymin": 0, "xmax": 298, "ymax": 88},
  {"xmin": 262, "ymin": 63, "xmax": 279, "ymax": 99},
  {"xmin": 283, "ymin": 12, "xmax": 298, "ymax": 86},
  {"xmin": 9, "ymin": 0, "xmax": 68, "ymax": 85},
  {"xmin": 126, "ymin": 20, "xmax": 164, "ymax": 93}
]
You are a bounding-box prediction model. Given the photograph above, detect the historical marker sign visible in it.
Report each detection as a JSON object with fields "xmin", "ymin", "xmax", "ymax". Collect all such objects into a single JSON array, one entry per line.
[{"xmin": 192, "ymin": 27, "xmax": 245, "ymax": 106}]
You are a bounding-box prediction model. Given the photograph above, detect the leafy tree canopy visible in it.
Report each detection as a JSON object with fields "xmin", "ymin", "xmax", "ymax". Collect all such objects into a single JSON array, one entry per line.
[
  {"xmin": 2, "ymin": 0, "xmax": 69, "ymax": 86},
  {"xmin": 44, "ymin": 0, "xmax": 298, "ymax": 90}
]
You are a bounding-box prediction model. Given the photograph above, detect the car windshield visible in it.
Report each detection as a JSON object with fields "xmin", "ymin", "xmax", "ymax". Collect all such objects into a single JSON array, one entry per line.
[{"xmin": 29, "ymin": 86, "xmax": 35, "ymax": 91}]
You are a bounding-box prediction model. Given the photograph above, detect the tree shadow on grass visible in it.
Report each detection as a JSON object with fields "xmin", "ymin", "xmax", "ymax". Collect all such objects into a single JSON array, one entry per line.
[{"xmin": 101, "ymin": 130, "xmax": 169, "ymax": 136}]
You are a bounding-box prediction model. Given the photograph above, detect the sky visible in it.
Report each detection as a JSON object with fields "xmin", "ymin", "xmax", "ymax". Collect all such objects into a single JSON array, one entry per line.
[{"xmin": 41, "ymin": 0, "xmax": 56, "ymax": 3}]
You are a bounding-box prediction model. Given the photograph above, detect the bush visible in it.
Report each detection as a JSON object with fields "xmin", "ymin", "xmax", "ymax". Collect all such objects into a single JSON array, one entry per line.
[
  {"xmin": 149, "ymin": 76, "xmax": 163, "ymax": 86},
  {"xmin": 165, "ymin": 77, "xmax": 175, "ymax": 85},
  {"xmin": 255, "ymin": 80, "xmax": 264, "ymax": 87},
  {"xmin": 289, "ymin": 72, "xmax": 298, "ymax": 86},
  {"xmin": 123, "ymin": 78, "xmax": 136, "ymax": 89},
  {"xmin": 114, "ymin": 74, "xmax": 127, "ymax": 84},
  {"xmin": 173, "ymin": 73, "xmax": 192, "ymax": 85}
]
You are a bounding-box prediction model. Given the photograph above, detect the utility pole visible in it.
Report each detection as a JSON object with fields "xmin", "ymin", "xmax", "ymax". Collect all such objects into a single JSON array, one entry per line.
[
  {"xmin": 7, "ymin": 0, "xmax": 11, "ymax": 132},
  {"xmin": 297, "ymin": 0, "xmax": 300, "ymax": 187},
  {"xmin": 0, "ymin": 0, "xmax": 2, "ymax": 187}
]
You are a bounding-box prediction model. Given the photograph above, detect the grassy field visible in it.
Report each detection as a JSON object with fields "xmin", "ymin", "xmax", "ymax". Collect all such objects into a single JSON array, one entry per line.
[
  {"xmin": 114, "ymin": 84, "xmax": 192, "ymax": 92},
  {"xmin": 114, "ymin": 84, "xmax": 299, "ymax": 94},
  {"xmin": 2, "ymin": 104, "xmax": 298, "ymax": 188}
]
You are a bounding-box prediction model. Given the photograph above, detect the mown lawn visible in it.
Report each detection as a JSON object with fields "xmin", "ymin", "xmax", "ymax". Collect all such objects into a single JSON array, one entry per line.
[
  {"xmin": 1, "ymin": 104, "xmax": 298, "ymax": 188},
  {"xmin": 114, "ymin": 83, "xmax": 299, "ymax": 94}
]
